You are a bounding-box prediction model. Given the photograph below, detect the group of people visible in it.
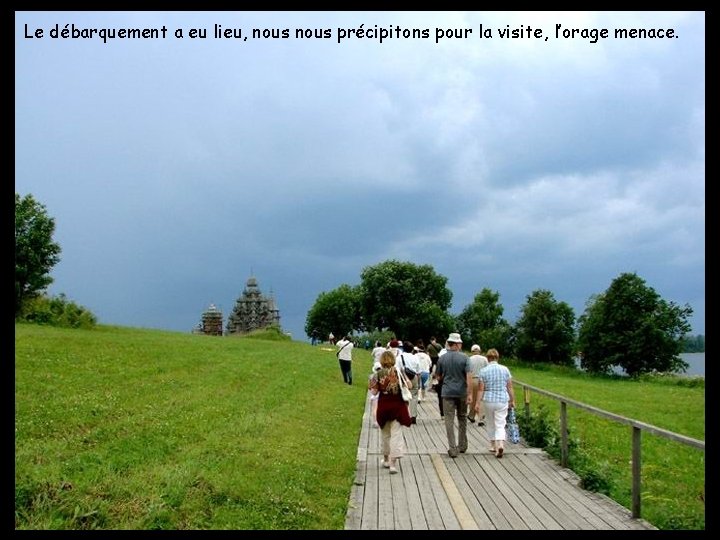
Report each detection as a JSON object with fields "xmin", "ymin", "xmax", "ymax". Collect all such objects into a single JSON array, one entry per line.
[{"xmin": 342, "ymin": 332, "xmax": 515, "ymax": 474}]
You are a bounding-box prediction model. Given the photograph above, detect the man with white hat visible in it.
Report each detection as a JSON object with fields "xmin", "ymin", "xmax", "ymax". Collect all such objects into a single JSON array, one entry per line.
[{"xmin": 436, "ymin": 332, "xmax": 472, "ymax": 458}]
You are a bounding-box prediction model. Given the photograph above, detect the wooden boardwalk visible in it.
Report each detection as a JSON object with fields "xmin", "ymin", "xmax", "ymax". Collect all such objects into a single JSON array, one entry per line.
[{"xmin": 345, "ymin": 392, "xmax": 656, "ymax": 530}]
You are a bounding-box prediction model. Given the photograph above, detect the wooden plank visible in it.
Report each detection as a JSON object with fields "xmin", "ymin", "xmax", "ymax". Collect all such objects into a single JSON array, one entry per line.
[
  {"xmin": 390, "ymin": 461, "xmax": 413, "ymax": 529},
  {"xmin": 529, "ymin": 452, "xmax": 625, "ymax": 529},
  {"xmin": 348, "ymin": 391, "xmax": 656, "ymax": 530},
  {"xmin": 464, "ymin": 455, "xmax": 515, "ymax": 529},
  {"xmin": 483, "ymin": 451, "xmax": 564, "ymax": 529},
  {"xmin": 361, "ymin": 455, "xmax": 380, "ymax": 530},
  {"xmin": 423, "ymin": 453, "xmax": 462, "ymax": 529},
  {"xmin": 520, "ymin": 453, "xmax": 645, "ymax": 530},
  {"xmin": 406, "ymin": 453, "xmax": 447, "ymax": 529},
  {"xmin": 502, "ymin": 454, "xmax": 584, "ymax": 529},
  {"xmin": 465, "ymin": 454, "xmax": 522, "ymax": 529},
  {"xmin": 480, "ymin": 453, "xmax": 539, "ymax": 529},
  {"xmin": 400, "ymin": 455, "xmax": 429, "ymax": 529},
  {"xmin": 344, "ymin": 450, "xmax": 366, "ymax": 530},
  {"xmin": 508, "ymin": 453, "xmax": 596, "ymax": 529},
  {"xmin": 431, "ymin": 454, "xmax": 479, "ymax": 529},
  {"xmin": 453, "ymin": 455, "xmax": 497, "ymax": 529}
]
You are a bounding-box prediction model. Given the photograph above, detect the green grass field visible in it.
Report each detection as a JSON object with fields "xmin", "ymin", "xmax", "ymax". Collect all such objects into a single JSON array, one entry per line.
[{"xmin": 15, "ymin": 324, "xmax": 705, "ymax": 529}]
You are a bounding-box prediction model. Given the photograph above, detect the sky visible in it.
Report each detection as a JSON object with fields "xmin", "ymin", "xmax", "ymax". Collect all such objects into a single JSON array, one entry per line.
[{"xmin": 15, "ymin": 11, "xmax": 705, "ymax": 341}]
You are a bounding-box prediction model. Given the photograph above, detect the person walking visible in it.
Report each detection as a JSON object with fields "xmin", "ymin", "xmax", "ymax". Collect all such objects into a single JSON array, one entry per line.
[
  {"xmin": 467, "ymin": 344, "xmax": 488, "ymax": 425},
  {"xmin": 429, "ymin": 337, "xmax": 446, "ymax": 417},
  {"xmin": 371, "ymin": 340, "xmax": 386, "ymax": 365},
  {"xmin": 436, "ymin": 332, "xmax": 472, "ymax": 458},
  {"xmin": 476, "ymin": 348, "xmax": 515, "ymax": 458},
  {"xmin": 368, "ymin": 358, "xmax": 382, "ymax": 428},
  {"xmin": 427, "ymin": 336, "xmax": 443, "ymax": 374},
  {"xmin": 336, "ymin": 334, "xmax": 354, "ymax": 385},
  {"xmin": 415, "ymin": 343, "xmax": 432, "ymax": 402},
  {"xmin": 397, "ymin": 340, "xmax": 422, "ymax": 424},
  {"xmin": 368, "ymin": 350, "xmax": 413, "ymax": 473}
]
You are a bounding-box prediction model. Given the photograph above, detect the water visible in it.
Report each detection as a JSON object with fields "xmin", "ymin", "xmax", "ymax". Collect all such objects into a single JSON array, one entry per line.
[
  {"xmin": 679, "ymin": 352, "xmax": 705, "ymax": 377},
  {"xmin": 574, "ymin": 352, "xmax": 705, "ymax": 377}
]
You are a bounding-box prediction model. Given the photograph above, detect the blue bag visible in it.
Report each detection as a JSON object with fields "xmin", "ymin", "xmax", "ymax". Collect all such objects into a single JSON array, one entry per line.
[{"xmin": 506, "ymin": 407, "xmax": 520, "ymax": 444}]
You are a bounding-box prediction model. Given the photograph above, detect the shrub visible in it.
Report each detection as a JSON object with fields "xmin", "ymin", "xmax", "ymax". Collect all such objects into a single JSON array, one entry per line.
[
  {"xmin": 16, "ymin": 293, "xmax": 97, "ymax": 329},
  {"xmin": 517, "ymin": 404, "xmax": 557, "ymax": 448},
  {"xmin": 241, "ymin": 325, "xmax": 292, "ymax": 341}
]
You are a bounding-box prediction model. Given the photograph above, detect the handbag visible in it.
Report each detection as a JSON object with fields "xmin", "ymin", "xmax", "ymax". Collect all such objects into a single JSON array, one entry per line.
[
  {"xmin": 400, "ymin": 354, "xmax": 417, "ymax": 379},
  {"xmin": 506, "ymin": 407, "xmax": 520, "ymax": 444},
  {"xmin": 396, "ymin": 366, "xmax": 412, "ymax": 402}
]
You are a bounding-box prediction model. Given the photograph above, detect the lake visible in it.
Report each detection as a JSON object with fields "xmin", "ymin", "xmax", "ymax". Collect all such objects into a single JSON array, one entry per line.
[
  {"xmin": 680, "ymin": 352, "xmax": 705, "ymax": 377},
  {"xmin": 575, "ymin": 352, "xmax": 705, "ymax": 377}
]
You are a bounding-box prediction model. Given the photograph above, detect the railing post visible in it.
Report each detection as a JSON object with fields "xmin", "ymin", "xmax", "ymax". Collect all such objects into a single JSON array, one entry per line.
[
  {"xmin": 523, "ymin": 386, "xmax": 530, "ymax": 417},
  {"xmin": 560, "ymin": 401, "xmax": 568, "ymax": 468},
  {"xmin": 632, "ymin": 426, "xmax": 642, "ymax": 518}
]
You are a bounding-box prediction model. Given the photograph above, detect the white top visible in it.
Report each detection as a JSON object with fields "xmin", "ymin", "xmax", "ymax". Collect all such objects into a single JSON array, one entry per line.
[
  {"xmin": 396, "ymin": 351, "xmax": 421, "ymax": 374},
  {"xmin": 336, "ymin": 339, "xmax": 354, "ymax": 361},
  {"xmin": 371, "ymin": 346, "xmax": 386, "ymax": 363},
  {"xmin": 416, "ymin": 352, "xmax": 432, "ymax": 373},
  {"xmin": 468, "ymin": 354, "xmax": 489, "ymax": 378}
]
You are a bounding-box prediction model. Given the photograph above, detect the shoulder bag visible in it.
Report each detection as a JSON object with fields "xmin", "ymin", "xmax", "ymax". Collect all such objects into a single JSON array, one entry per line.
[
  {"xmin": 395, "ymin": 366, "xmax": 412, "ymax": 402},
  {"xmin": 400, "ymin": 353, "xmax": 417, "ymax": 379},
  {"xmin": 336, "ymin": 341, "xmax": 350, "ymax": 358}
]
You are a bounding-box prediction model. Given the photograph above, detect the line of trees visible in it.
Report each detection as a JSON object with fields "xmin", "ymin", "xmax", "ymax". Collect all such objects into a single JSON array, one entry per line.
[
  {"xmin": 305, "ymin": 260, "xmax": 694, "ymax": 376},
  {"xmin": 681, "ymin": 334, "xmax": 705, "ymax": 353}
]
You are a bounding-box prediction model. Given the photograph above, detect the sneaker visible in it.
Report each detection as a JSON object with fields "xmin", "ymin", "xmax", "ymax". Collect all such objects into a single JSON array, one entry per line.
[
  {"xmin": 448, "ymin": 449, "xmax": 459, "ymax": 458},
  {"xmin": 382, "ymin": 460, "xmax": 390, "ymax": 468},
  {"xmin": 459, "ymin": 447, "xmax": 467, "ymax": 454},
  {"xmin": 468, "ymin": 418, "xmax": 475, "ymax": 424},
  {"xmin": 389, "ymin": 466, "xmax": 398, "ymax": 474},
  {"xmin": 496, "ymin": 447, "xmax": 504, "ymax": 458},
  {"xmin": 478, "ymin": 421, "xmax": 485, "ymax": 427},
  {"xmin": 411, "ymin": 417, "xmax": 417, "ymax": 424}
]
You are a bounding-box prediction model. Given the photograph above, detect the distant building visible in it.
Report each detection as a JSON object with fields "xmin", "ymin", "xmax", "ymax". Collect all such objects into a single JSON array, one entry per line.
[
  {"xmin": 226, "ymin": 276, "xmax": 281, "ymax": 335},
  {"xmin": 197, "ymin": 303, "xmax": 223, "ymax": 336}
]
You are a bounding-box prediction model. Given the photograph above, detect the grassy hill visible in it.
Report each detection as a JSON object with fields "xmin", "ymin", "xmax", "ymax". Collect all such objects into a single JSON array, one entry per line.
[
  {"xmin": 15, "ymin": 324, "xmax": 704, "ymax": 529},
  {"xmin": 15, "ymin": 323, "xmax": 367, "ymax": 529}
]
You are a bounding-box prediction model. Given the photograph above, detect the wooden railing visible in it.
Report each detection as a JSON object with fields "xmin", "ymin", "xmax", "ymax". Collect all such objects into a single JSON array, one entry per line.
[{"xmin": 513, "ymin": 380, "xmax": 705, "ymax": 519}]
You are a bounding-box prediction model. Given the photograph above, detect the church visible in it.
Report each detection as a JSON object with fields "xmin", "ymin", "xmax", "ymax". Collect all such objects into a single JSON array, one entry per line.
[{"xmin": 194, "ymin": 276, "xmax": 280, "ymax": 336}]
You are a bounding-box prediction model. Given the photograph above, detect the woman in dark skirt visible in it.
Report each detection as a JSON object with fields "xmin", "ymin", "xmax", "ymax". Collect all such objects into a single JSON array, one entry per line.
[{"xmin": 368, "ymin": 350, "xmax": 412, "ymax": 473}]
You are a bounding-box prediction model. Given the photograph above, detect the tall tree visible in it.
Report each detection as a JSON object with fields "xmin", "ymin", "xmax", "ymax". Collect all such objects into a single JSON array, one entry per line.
[
  {"xmin": 304, "ymin": 284, "xmax": 361, "ymax": 340},
  {"xmin": 358, "ymin": 260, "xmax": 454, "ymax": 341},
  {"xmin": 577, "ymin": 272, "xmax": 692, "ymax": 376},
  {"xmin": 15, "ymin": 193, "xmax": 61, "ymax": 316},
  {"xmin": 514, "ymin": 289, "xmax": 576, "ymax": 365},
  {"xmin": 456, "ymin": 288, "xmax": 514, "ymax": 355}
]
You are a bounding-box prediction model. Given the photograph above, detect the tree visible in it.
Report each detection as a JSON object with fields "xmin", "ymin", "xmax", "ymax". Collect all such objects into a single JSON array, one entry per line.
[
  {"xmin": 15, "ymin": 193, "xmax": 61, "ymax": 316},
  {"xmin": 304, "ymin": 284, "xmax": 361, "ymax": 340},
  {"xmin": 358, "ymin": 260, "xmax": 454, "ymax": 341},
  {"xmin": 456, "ymin": 288, "xmax": 515, "ymax": 355},
  {"xmin": 577, "ymin": 272, "xmax": 692, "ymax": 376},
  {"xmin": 514, "ymin": 289, "xmax": 576, "ymax": 365}
]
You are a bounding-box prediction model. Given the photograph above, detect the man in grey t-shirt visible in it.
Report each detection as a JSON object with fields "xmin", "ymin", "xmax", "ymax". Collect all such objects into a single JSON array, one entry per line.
[{"xmin": 436, "ymin": 332, "xmax": 472, "ymax": 457}]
